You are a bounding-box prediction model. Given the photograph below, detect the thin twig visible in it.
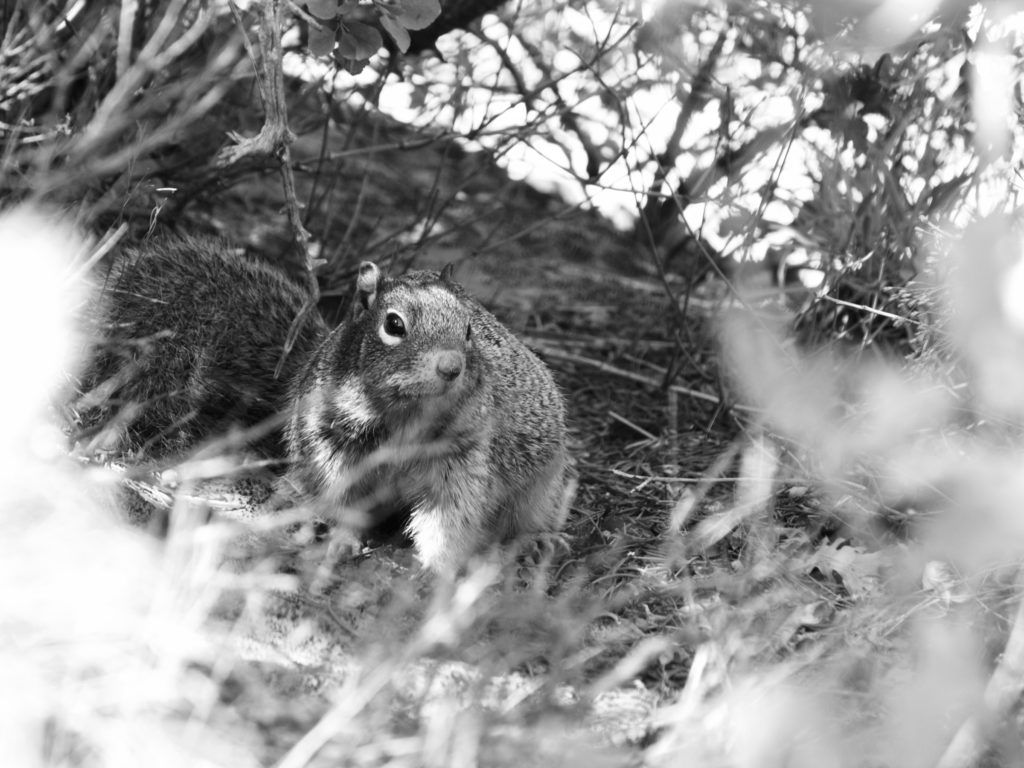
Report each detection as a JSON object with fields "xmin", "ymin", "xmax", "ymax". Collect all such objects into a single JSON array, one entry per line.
[
  {"xmin": 612, "ymin": 468, "xmax": 751, "ymax": 484},
  {"xmin": 608, "ymin": 411, "xmax": 658, "ymax": 441},
  {"xmin": 667, "ymin": 439, "xmax": 742, "ymax": 531},
  {"xmin": 822, "ymin": 294, "xmax": 922, "ymax": 325},
  {"xmin": 66, "ymin": 223, "xmax": 128, "ymax": 284},
  {"xmin": 538, "ymin": 344, "xmax": 758, "ymax": 412}
]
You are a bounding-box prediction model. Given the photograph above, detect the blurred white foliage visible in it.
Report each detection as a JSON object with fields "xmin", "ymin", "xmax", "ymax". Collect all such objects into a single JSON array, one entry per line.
[
  {"xmin": 0, "ymin": 206, "xmax": 251, "ymax": 767},
  {"xmin": 721, "ymin": 311, "xmax": 952, "ymax": 481},
  {"xmin": 735, "ymin": 433, "xmax": 778, "ymax": 515},
  {"xmin": 714, "ymin": 158, "xmax": 1024, "ymax": 766},
  {"xmin": 948, "ymin": 215, "xmax": 1024, "ymax": 419},
  {"xmin": 805, "ymin": 0, "xmax": 973, "ymax": 52},
  {"xmin": 882, "ymin": 617, "xmax": 986, "ymax": 768},
  {"xmin": 0, "ymin": 206, "xmax": 88, "ymax": 471},
  {"xmin": 921, "ymin": 559, "xmax": 971, "ymax": 605},
  {"xmin": 973, "ymin": 43, "xmax": 1015, "ymax": 161},
  {"xmin": 649, "ymin": 619, "xmax": 985, "ymax": 768},
  {"xmin": 649, "ymin": 663, "xmax": 844, "ymax": 768}
]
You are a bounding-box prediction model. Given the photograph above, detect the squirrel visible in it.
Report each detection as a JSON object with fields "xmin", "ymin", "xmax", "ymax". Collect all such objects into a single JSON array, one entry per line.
[
  {"xmin": 74, "ymin": 234, "xmax": 326, "ymax": 464},
  {"xmin": 75, "ymin": 235, "xmax": 571, "ymax": 571},
  {"xmin": 284, "ymin": 261, "xmax": 571, "ymax": 573}
]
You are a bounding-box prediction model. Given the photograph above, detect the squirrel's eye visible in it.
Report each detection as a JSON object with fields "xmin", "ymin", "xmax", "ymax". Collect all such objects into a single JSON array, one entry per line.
[
  {"xmin": 465, "ymin": 322, "xmax": 472, "ymax": 341},
  {"xmin": 384, "ymin": 312, "xmax": 406, "ymax": 337}
]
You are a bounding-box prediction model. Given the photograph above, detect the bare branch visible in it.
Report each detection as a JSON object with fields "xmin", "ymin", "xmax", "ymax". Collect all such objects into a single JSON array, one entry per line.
[{"xmin": 217, "ymin": 0, "xmax": 323, "ymax": 373}]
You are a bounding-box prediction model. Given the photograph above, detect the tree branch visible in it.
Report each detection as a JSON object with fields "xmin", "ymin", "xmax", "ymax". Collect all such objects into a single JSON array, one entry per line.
[{"xmin": 218, "ymin": 0, "xmax": 323, "ymax": 374}]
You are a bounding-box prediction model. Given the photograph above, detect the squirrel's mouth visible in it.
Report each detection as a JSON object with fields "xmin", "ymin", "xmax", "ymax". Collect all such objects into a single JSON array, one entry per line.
[
  {"xmin": 383, "ymin": 389, "xmax": 462, "ymax": 437},
  {"xmin": 388, "ymin": 375, "xmax": 463, "ymax": 401}
]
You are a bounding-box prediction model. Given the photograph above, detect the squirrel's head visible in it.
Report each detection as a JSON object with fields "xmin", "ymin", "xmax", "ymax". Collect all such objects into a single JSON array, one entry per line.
[{"xmin": 349, "ymin": 261, "xmax": 478, "ymax": 403}]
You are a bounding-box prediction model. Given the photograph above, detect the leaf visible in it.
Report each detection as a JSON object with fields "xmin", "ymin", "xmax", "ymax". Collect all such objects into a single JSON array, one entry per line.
[
  {"xmin": 339, "ymin": 56, "xmax": 369, "ymax": 75},
  {"xmin": 380, "ymin": 14, "xmax": 410, "ymax": 52},
  {"xmin": 308, "ymin": 23, "xmax": 336, "ymax": 57},
  {"xmin": 337, "ymin": 21, "xmax": 383, "ymax": 60},
  {"xmin": 306, "ymin": 0, "xmax": 338, "ymax": 20},
  {"xmin": 308, "ymin": 23, "xmax": 337, "ymax": 57},
  {"xmin": 803, "ymin": 537, "xmax": 882, "ymax": 599},
  {"xmin": 846, "ymin": 117, "xmax": 869, "ymax": 156},
  {"xmin": 393, "ymin": 0, "xmax": 440, "ymax": 30}
]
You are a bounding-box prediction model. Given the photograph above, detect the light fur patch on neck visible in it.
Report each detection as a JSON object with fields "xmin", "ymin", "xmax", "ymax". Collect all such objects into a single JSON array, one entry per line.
[{"xmin": 334, "ymin": 377, "xmax": 376, "ymax": 429}]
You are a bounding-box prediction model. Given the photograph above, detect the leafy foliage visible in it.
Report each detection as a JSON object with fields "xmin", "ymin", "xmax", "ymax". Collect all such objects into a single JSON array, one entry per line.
[{"xmin": 303, "ymin": 0, "xmax": 442, "ymax": 63}]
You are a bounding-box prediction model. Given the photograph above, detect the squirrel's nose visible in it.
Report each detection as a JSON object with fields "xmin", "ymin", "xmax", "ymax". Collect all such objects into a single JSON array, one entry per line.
[{"xmin": 436, "ymin": 351, "xmax": 464, "ymax": 382}]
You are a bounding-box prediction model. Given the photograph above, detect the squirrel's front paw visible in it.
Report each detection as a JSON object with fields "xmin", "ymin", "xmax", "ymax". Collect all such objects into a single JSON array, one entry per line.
[{"xmin": 513, "ymin": 530, "xmax": 571, "ymax": 567}]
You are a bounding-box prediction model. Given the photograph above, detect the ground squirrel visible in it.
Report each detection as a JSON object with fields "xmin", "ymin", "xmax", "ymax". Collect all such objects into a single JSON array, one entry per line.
[
  {"xmin": 75, "ymin": 235, "xmax": 570, "ymax": 571},
  {"xmin": 285, "ymin": 261, "xmax": 571, "ymax": 572},
  {"xmin": 74, "ymin": 235, "xmax": 325, "ymax": 463}
]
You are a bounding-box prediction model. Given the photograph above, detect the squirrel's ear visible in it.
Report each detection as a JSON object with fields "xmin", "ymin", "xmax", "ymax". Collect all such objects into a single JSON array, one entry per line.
[
  {"xmin": 354, "ymin": 261, "xmax": 382, "ymax": 317},
  {"xmin": 439, "ymin": 263, "xmax": 456, "ymax": 283}
]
